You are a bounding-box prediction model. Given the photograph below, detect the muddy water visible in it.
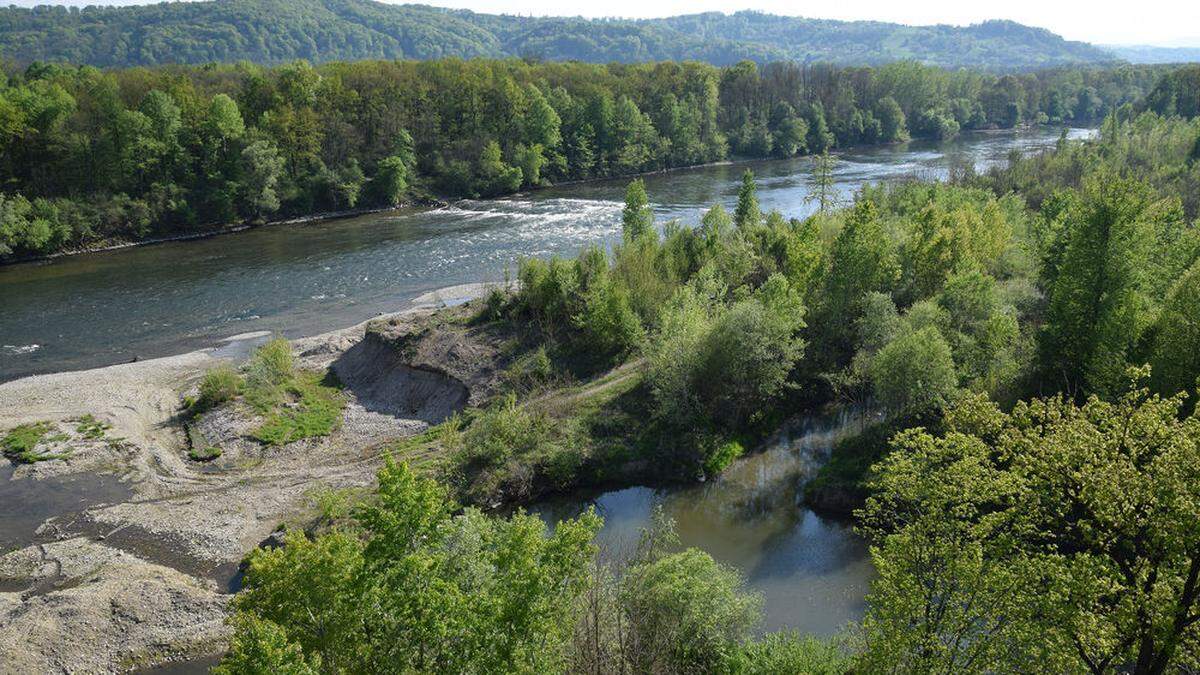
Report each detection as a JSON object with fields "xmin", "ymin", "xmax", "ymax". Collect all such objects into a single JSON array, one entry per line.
[
  {"xmin": 0, "ymin": 463, "xmax": 132, "ymax": 556},
  {"xmin": 532, "ymin": 407, "xmax": 881, "ymax": 635},
  {"xmin": 0, "ymin": 128, "xmax": 1093, "ymax": 383}
]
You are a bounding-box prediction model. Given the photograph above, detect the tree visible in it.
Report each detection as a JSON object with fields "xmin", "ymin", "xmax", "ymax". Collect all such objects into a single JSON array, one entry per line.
[
  {"xmin": 734, "ymin": 169, "xmax": 760, "ymax": 229},
  {"xmin": 821, "ymin": 200, "xmax": 900, "ymax": 348},
  {"xmin": 807, "ymin": 152, "xmax": 838, "ymax": 215},
  {"xmin": 1041, "ymin": 175, "xmax": 1161, "ymax": 397},
  {"xmin": 869, "ymin": 325, "xmax": 958, "ymax": 413},
  {"xmin": 1150, "ymin": 259, "xmax": 1200, "ymax": 402},
  {"xmin": 220, "ymin": 460, "xmax": 601, "ymax": 673},
  {"xmin": 474, "ymin": 140, "xmax": 522, "ymax": 197},
  {"xmin": 621, "ymin": 178, "xmax": 653, "ymax": 241},
  {"xmin": 368, "ymin": 155, "xmax": 409, "ymax": 207},
  {"xmin": 621, "ymin": 548, "xmax": 761, "ymax": 673},
  {"xmin": 239, "ymin": 140, "xmax": 285, "ymax": 219},
  {"xmin": 875, "ymin": 96, "xmax": 909, "ymax": 143},
  {"xmin": 861, "ymin": 378, "xmax": 1200, "ymax": 674}
]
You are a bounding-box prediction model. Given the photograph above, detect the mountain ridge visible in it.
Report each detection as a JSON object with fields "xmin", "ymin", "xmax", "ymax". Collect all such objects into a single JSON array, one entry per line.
[{"xmin": 0, "ymin": 0, "xmax": 1118, "ymax": 69}]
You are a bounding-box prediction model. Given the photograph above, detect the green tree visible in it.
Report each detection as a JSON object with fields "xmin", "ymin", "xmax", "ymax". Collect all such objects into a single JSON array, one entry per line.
[
  {"xmin": 1150, "ymin": 259, "xmax": 1200, "ymax": 401},
  {"xmin": 875, "ymin": 96, "xmax": 909, "ymax": 143},
  {"xmin": 221, "ymin": 460, "xmax": 601, "ymax": 673},
  {"xmin": 734, "ymin": 169, "xmax": 760, "ymax": 229},
  {"xmin": 621, "ymin": 178, "xmax": 653, "ymax": 242},
  {"xmin": 869, "ymin": 325, "xmax": 958, "ymax": 413},
  {"xmin": 621, "ymin": 548, "xmax": 761, "ymax": 673},
  {"xmin": 861, "ymin": 378, "xmax": 1200, "ymax": 673},
  {"xmin": 239, "ymin": 140, "xmax": 285, "ymax": 219},
  {"xmin": 368, "ymin": 155, "xmax": 409, "ymax": 207},
  {"xmin": 1041, "ymin": 175, "xmax": 1161, "ymax": 397}
]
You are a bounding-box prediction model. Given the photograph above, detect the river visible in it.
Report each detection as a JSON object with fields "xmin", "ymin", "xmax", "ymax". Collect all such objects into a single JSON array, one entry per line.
[
  {"xmin": 0, "ymin": 127, "xmax": 1092, "ymax": 384},
  {"xmin": 532, "ymin": 406, "xmax": 880, "ymax": 635}
]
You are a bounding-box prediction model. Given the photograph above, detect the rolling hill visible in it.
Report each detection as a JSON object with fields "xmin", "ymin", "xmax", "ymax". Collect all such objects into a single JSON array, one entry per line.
[{"xmin": 0, "ymin": 0, "xmax": 1118, "ymax": 69}]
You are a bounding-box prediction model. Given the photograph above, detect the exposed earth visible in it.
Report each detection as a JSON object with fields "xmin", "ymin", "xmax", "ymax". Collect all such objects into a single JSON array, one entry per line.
[{"xmin": 0, "ymin": 283, "xmax": 509, "ymax": 672}]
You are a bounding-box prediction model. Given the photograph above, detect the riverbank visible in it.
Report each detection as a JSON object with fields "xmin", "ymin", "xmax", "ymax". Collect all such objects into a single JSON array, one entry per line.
[
  {"xmin": 0, "ymin": 125, "xmax": 1074, "ymax": 268},
  {"xmin": 0, "ymin": 282, "xmax": 500, "ymax": 672}
]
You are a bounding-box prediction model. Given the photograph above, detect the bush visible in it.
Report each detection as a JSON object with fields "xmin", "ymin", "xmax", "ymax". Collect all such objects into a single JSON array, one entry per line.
[
  {"xmin": 647, "ymin": 273, "xmax": 805, "ymax": 432},
  {"xmin": 194, "ymin": 365, "xmax": 243, "ymax": 412},
  {"xmin": 723, "ymin": 632, "xmax": 850, "ymax": 674},
  {"xmin": 247, "ymin": 338, "xmax": 294, "ymax": 388},
  {"xmin": 870, "ymin": 326, "xmax": 958, "ymax": 414},
  {"xmin": 620, "ymin": 548, "xmax": 761, "ymax": 673}
]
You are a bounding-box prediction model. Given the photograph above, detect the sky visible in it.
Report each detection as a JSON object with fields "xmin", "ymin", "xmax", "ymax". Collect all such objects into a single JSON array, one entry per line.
[{"xmin": 12, "ymin": 0, "xmax": 1200, "ymax": 47}]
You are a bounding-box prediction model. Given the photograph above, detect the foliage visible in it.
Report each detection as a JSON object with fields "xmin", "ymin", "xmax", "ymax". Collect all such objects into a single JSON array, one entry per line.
[
  {"xmin": 0, "ymin": 54, "xmax": 1167, "ymax": 259},
  {"xmin": 221, "ymin": 460, "xmax": 601, "ymax": 673},
  {"xmin": 193, "ymin": 365, "xmax": 244, "ymax": 413},
  {"xmin": 1150, "ymin": 258, "xmax": 1200, "ymax": 404},
  {"xmin": 723, "ymin": 632, "xmax": 851, "ymax": 674},
  {"xmin": 1, "ymin": 421, "xmax": 58, "ymax": 463},
  {"xmin": 620, "ymin": 548, "xmax": 762, "ymax": 673},
  {"xmin": 253, "ymin": 372, "xmax": 346, "ymax": 447},
  {"xmin": 859, "ymin": 375, "xmax": 1200, "ymax": 673},
  {"xmin": 621, "ymin": 178, "xmax": 653, "ymax": 242},
  {"xmin": 646, "ymin": 271, "xmax": 805, "ymax": 433},
  {"xmin": 0, "ymin": 3, "xmax": 1124, "ymax": 70}
]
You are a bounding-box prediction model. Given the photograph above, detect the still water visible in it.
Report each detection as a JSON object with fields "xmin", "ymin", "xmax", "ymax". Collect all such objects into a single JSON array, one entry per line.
[
  {"xmin": 532, "ymin": 407, "xmax": 880, "ymax": 635},
  {"xmin": 0, "ymin": 127, "xmax": 1091, "ymax": 383}
]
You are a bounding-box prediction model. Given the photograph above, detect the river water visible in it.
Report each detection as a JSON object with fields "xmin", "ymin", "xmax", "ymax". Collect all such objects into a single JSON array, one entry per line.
[
  {"xmin": 0, "ymin": 127, "xmax": 1092, "ymax": 384},
  {"xmin": 532, "ymin": 406, "xmax": 880, "ymax": 635}
]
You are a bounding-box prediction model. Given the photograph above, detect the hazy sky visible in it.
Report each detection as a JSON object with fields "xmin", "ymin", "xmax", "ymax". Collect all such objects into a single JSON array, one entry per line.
[{"xmin": 13, "ymin": 0, "xmax": 1200, "ymax": 47}]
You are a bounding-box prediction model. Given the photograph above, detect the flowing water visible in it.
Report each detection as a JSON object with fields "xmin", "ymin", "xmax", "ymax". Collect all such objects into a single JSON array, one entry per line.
[{"xmin": 0, "ymin": 127, "xmax": 1092, "ymax": 384}]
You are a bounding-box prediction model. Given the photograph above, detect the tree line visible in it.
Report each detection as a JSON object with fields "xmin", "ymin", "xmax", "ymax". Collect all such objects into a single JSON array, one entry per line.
[
  {"xmin": 0, "ymin": 57, "xmax": 1171, "ymax": 259},
  {"xmin": 0, "ymin": 0, "xmax": 1115, "ymax": 70}
]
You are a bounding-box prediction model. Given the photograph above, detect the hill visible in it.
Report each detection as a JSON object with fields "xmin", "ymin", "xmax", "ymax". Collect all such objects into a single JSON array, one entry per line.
[
  {"xmin": 0, "ymin": 0, "xmax": 1117, "ymax": 69},
  {"xmin": 1104, "ymin": 45, "xmax": 1200, "ymax": 64}
]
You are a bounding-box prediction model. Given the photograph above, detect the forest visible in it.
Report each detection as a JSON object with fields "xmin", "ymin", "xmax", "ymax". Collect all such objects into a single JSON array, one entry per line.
[
  {"xmin": 207, "ymin": 69, "xmax": 1200, "ymax": 671},
  {"xmin": 0, "ymin": 57, "xmax": 1178, "ymax": 260},
  {"xmin": 0, "ymin": 0, "xmax": 1116, "ymax": 70}
]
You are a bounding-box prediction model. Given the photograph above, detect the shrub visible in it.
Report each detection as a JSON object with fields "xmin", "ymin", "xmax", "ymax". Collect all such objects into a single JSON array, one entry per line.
[
  {"xmin": 870, "ymin": 326, "xmax": 958, "ymax": 414},
  {"xmin": 723, "ymin": 632, "xmax": 849, "ymax": 674},
  {"xmin": 620, "ymin": 548, "xmax": 761, "ymax": 673},
  {"xmin": 194, "ymin": 365, "xmax": 243, "ymax": 412},
  {"xmin": 247, "ymin": 338, "xmax": 294, "ymax": 389}
]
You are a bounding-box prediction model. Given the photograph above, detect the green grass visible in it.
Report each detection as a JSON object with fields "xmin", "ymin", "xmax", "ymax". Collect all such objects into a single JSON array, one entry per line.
[
  {"xmin": 74, "ymin": 414, "xmax": 112, "ymax": 439},
  {"xmin": 188, "ymin": 446, "xmax": 223, "ymax": 462},
  {"xmin": 252, "ymin": 371, "xmax": 346, "ymax": 446},
  {"xmin": 2, "ymin": 421, "xmax": 69, "ymax": 463}
]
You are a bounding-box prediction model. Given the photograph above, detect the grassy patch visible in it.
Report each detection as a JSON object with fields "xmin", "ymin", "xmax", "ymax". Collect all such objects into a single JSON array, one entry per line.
[
  {"xmin": 188, "ymin": 445, "xmax": 223, "ymax": 462},
  {"xmin": 74, "ymin": 414, "xmax": 112, "ymax": 439},
  {"xmin": 252, "ymin": 371, "xmax": 346, "ymax": 446},
  {"xmin": 2, "ymin": 421, "xmax": 69, "ymax": 463}
]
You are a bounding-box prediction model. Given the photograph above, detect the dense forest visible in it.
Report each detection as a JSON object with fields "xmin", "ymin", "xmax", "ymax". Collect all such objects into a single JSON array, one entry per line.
[
  {"xmin": 210, "ymin": 100, "xmax": 1200, "ymax": 671},
  {"xmin": 0, "ymin": 57, "xmax": 1176, "ymax": 260},
  {"xmin": 0, "ymin": 1, "xmax": 1117, "ymax": 70}
]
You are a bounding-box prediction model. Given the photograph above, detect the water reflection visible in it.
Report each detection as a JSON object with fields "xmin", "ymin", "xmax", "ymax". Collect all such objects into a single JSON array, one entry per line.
[{"xmin": 532, "ymin": 407, "xmax": 880, "ymax": 635}]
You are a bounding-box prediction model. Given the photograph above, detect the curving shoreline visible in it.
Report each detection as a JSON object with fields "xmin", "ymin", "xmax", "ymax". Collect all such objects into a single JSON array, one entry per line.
[{"xmin": 0, "ymin": 282, "xmax": 499, "ymax": 672}]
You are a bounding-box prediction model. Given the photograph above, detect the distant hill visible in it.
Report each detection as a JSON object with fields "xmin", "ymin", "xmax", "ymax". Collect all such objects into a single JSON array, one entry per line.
[
  {"xmin": 0, "ymin": 0, "xmax": 1118, "ymax": 70},
  {"xmin": 1104, "ymin": 45, "xmax": 1200, "ymax": 64}
]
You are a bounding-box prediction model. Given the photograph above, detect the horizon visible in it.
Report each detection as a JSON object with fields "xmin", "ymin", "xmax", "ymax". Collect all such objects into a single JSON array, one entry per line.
[{"xmin": 6, "ymin": 0, "xmax": 1199, "ymax": 48}]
